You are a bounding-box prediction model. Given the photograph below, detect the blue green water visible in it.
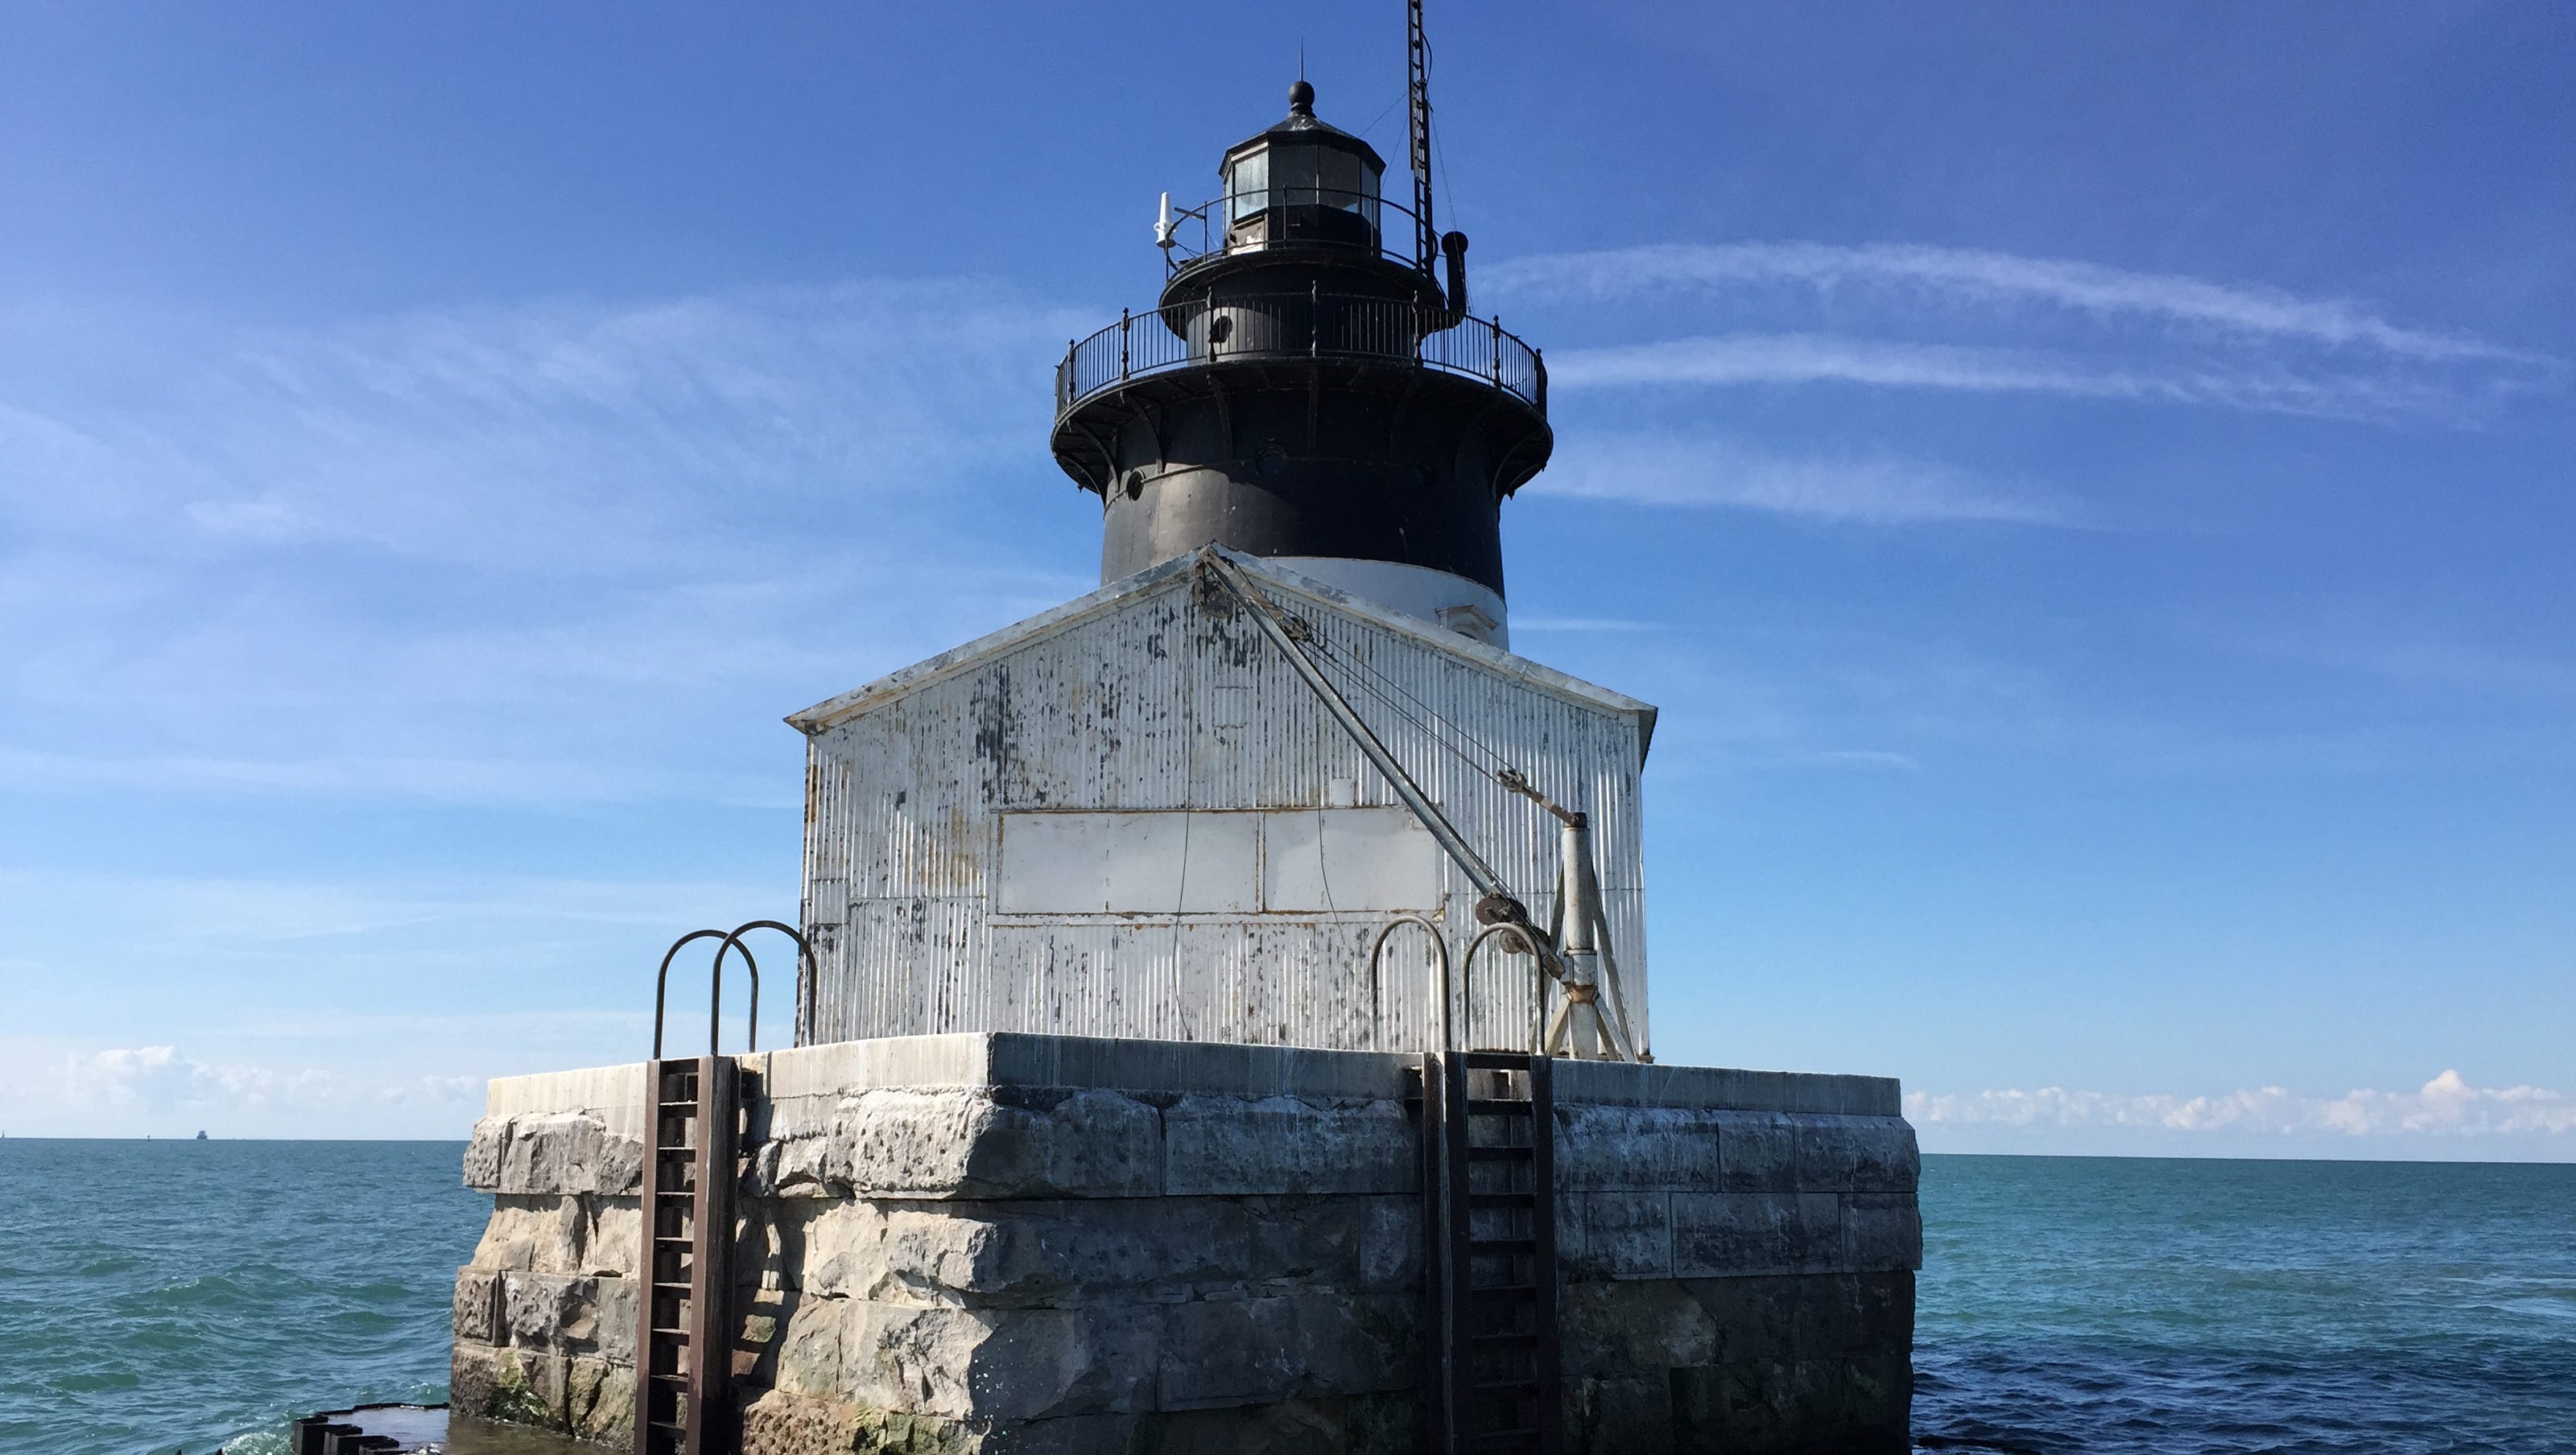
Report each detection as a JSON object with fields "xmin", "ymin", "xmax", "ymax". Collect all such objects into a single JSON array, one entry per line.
[
  {"xmin": 0, "ymin": 1141, "xmax": 483, "ymax": 1455},
  {"xmin": 2, "ymin": 1143, "xmax": 2571, "ymax": 1453},
  {"xmin": 1913, "ymin": 1155, "xmax": 2576, "ymax": 1453}
]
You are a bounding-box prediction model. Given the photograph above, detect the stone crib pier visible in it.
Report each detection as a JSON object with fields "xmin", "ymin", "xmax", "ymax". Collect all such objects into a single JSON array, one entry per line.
[{"xmin": 451, "ymin": 1032, "xmax": 1919, "ymax": 1453}]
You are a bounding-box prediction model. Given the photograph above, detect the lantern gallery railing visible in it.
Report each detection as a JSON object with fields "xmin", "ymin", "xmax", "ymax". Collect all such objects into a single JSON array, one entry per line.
[
  {"xmin": 1056, "ymin": 292, "xmax": 1546, "ymax": 418},
  {"xmin": 1156, "ymin": 190, "xmax": 1424, "ymax": 274}
]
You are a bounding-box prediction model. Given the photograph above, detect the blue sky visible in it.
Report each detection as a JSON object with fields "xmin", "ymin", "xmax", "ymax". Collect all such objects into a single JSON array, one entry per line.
[{"xmin": 2, "ymin": 2, "xmax": 2569, "ymax": 1156}]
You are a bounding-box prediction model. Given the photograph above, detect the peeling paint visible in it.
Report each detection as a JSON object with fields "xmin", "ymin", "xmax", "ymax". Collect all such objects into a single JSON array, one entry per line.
[{"xmin": 801, "ymin": 557, "xmax": 1653, "ymax": 1056}]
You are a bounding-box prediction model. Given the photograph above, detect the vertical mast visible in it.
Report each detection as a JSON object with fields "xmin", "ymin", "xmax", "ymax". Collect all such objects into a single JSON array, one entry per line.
[{"xmin": 1406, "ymin": 0, "xmax": 1438, "ymax": 276}]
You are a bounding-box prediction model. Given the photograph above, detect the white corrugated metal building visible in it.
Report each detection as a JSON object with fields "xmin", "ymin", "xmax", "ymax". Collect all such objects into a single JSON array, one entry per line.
[{"xmin": 787, "ymin": 550, "xmax": 1657, "ymax": 1056}]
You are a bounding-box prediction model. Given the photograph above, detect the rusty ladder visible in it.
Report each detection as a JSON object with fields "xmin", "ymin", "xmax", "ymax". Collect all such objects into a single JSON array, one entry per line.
[
  {"xmin": 1419, "ymin": 1050, "xmax": 1563, "ymax": 1454},
  {"xmin": 636, "ymin": 1054, "xmax": 737, "ymax": 1455},
  {"xmin": 632, "ymin": 922, "xmax": 803, "ymax": 1455}
]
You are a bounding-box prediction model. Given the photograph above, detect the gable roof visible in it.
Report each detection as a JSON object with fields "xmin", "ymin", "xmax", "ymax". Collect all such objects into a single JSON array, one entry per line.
[{"xmin": 785, "ymin": 548, "xmax": 1659, "ymax": 760}]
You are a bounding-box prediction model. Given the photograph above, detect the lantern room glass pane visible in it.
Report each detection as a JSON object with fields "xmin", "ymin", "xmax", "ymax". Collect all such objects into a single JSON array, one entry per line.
[
  {"xmin": 1227, "ymin": 150, "xmax": 1268, "ymax": 221},
  {"xmin": 1319, "ymin": 148, "xmax": 1362, "ymax": 210},
  {"xmin": 1269, "ymin": 143, "xmax": 1321, "ymax": 206}
]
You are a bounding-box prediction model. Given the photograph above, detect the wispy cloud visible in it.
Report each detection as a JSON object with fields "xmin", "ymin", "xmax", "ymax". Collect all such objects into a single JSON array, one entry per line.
[
  {"xmin": 1810, "ymin": 748, "xmax": 1920, "ymax": 771},
  {"xmin": 1909, "ymin": 1070, "xmax": 2576, "ymax": 1139},
  {"xmin": 0, "ymin": 743, "xmax": 791, "ymax": 807},
  {"xmin": 1511, "ymin": 616, "xmax": 1670, "ymax": 633},
  {"xmin": 1491, "ymin": 242, "xmax": 2545, "ymax": 365},
  {"xmin": 2207, "ymin": 608, "xmax": 2576, "ymax": 702},
  {"xmin": 1, "ymin": 279, "xmax": 1092, "ymax": 570},
  {"xmin": 0, "ymin": 866, "xmax": 785, "ymax": 946},
  {"xmin": 1535, "ymin": 432, "xmax": 2070, "ymax": 526},
  {"xmin": 1547, "ymin": 332, "xmax": 2505, "ymax": 422},
  {"xmin": 0, "ymin": 281, "xmax": 1098, "ymax": 809},
  {"xmin": 1493, "ymin": 242, "xmax": 2561, "ymax": 423}
]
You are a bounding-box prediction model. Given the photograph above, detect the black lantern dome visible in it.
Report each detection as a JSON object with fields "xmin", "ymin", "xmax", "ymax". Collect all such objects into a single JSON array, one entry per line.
[
  {"xmin": 1212, "ymin": 82, "xmax": 1390, "ymax": 264},
  {"xmin": 1051, "ymin": 82, "xmax": 1550, "ymax": 647}
]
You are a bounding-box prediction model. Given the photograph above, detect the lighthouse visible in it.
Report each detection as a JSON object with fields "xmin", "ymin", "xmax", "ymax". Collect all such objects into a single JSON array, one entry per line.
[
  {"xmin": 1053, "ymin": 78, "xmax": 1548, "ymax": 648},
  {"xmin": 448, "ymin": 22, "xmax": 1922, "ymax": 1455}
]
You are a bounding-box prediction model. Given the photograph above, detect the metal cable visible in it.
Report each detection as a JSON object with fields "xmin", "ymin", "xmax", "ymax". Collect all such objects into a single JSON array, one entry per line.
[{"xmin": 1303, "ymin": 625, "xmax": 1518, "ymax": 778}]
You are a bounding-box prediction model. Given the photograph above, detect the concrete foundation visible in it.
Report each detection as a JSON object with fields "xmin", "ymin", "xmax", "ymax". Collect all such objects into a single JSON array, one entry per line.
[{"xmin": 451, "ymin": 1033, "xmax": 1918, "ymax": 1453}]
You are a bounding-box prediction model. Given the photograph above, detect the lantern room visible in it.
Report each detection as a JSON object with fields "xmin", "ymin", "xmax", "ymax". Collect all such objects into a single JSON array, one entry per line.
[{"xmin": 1220, "ymin": 80, "xmax": 1388, "ymax": 253}]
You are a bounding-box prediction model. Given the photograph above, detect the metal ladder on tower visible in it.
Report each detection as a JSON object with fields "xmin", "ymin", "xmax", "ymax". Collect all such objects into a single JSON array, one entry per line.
[
  {"xmin": 631, "ymin": 922, "xmax": 806, "ymax": 1455},
  {"xmin": 1419, "ymin": 1050, "xmax": 1563, "ymax": 1454},
  {"xmin": 637, "ymin": 1053, "xmax": 737, "ymax": 1455}
]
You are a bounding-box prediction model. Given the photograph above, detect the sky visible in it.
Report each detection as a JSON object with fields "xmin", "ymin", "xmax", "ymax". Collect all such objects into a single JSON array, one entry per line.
[{"xmin": 1, "ymin": 1, "xmax": 2569, "ymax": 1157}]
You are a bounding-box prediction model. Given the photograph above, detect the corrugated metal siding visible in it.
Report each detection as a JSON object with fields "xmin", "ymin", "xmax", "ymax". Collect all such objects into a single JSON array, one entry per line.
[{"xmin": 803, "ymin": 564, "xmax": 1651, "ymax": 1056}]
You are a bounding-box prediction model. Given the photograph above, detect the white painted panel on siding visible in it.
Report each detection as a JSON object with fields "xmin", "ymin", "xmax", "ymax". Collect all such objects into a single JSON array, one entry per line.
[
  {"xmin": 996, "ymin": 814, "xmax": 1104, "ymax": 913},
  {"xmin": 1262, "ymin": 806, "xmax": 1442, "ymax": 913},
  {"xmin": 999, "ymin": 812, "xmax": 1260, "ymax": 914},
  {"xmin": 998, "ymin": 808, "xmax": 1438, "ymax": 916},
  {"xmin": 1104, "ymin": 812, "xmax": 1259, "ymax": 913}
]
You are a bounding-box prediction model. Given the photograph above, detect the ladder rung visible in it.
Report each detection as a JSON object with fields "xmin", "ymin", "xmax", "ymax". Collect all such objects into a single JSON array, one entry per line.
[{"xmin": 1428, "ymin": 1053, "xmax": 1558, "ymax": 1455}]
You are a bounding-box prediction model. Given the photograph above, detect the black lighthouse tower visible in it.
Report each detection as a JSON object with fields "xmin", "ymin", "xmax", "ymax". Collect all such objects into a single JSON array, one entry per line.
[{"xmin": 1051, "ymin": 68, "xmax": 1550, "ymax": 648}]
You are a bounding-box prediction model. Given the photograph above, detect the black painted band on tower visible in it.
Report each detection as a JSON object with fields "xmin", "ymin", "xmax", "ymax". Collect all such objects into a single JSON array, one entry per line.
[{"xmin": 1051, "ymin": 81, "xmax": 1550, "ymax": 612}]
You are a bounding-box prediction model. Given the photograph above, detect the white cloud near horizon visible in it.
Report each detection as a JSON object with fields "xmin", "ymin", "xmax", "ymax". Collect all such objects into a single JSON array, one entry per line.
[
  {"xmin": 68, "ymin": 1044, "xmax": 484, "ymax": 1116},
  {"xmin": 1909, "ymin": 1070, "xmax": 2576, "ymax": 1139},
  {"xmin": 1492, "ymin": 242, "xmax": 2561, "ymax": 424}
]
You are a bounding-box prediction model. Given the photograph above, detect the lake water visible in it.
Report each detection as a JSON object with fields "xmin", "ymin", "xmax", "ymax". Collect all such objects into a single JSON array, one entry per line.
[{"xmin": 2, "ymin": 1141, "xmax": 2570, "ymax": 1453}]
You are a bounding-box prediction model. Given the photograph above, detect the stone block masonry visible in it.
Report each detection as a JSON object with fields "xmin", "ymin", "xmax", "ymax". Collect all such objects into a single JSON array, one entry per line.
[{"xmin": 451, "ymin": 1033, "xmax": 1918, "ymax": 1453}]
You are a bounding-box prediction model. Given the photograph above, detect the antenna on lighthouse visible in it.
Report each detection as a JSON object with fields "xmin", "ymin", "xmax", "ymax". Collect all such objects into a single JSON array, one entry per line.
[{"xmin": 1406, "ymin": 0, "xmax": 1439, "ymax": 275}]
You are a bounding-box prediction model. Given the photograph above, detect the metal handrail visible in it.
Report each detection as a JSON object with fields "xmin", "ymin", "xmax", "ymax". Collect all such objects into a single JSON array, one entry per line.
[
  {"xmin": 1368, "ymin": 914, "xmax": 1455, "ymax": 1054},
  {"xmin": 1460, "ymin": 921, "xmax": 1552, "ymax": 1054},
  {"xmin": 716, "ymin": 920, "xmax": 819, "ymax": 1049},
  {"xmin": 1158, "ymin": 190, "xmax": 1425, "ymax": 275},
  {"xmin": 650, "ymin": 920, "xmax": 815, "ymax": 1058},
  {"xmin": 1056, "ymin": 292, "xmax": 1546, "ymax": 418},
  {"xmin": 653, "ymin": 929, "xmax": 756, "ymax": 1060}
]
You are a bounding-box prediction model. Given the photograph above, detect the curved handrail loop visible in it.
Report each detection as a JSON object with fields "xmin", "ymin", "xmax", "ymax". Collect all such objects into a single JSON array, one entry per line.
[
  {"xmin": 1367, "ymin": 914, "xmax": 1453, "ymax": 1055},
  {"xmin": 653, "ymin": 922, "xmax": 802, "ymax": 1060},
  {"xmin": 654, "ymin": 929, "xmax": 733, "ymax": 1060},
  {"xmin": 714, "ymin": 920, "xmax": 818, "ymax": 1052},
  {"xmin": 1459, "ymin": 921, "xmax": 1557, "ymax": 1054}
]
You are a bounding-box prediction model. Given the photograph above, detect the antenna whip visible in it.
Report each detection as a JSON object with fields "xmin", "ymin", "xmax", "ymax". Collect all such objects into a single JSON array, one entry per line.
[{"xmin": 1406, "ymin": 0, "xmax": 1438, "ymax": 274}]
